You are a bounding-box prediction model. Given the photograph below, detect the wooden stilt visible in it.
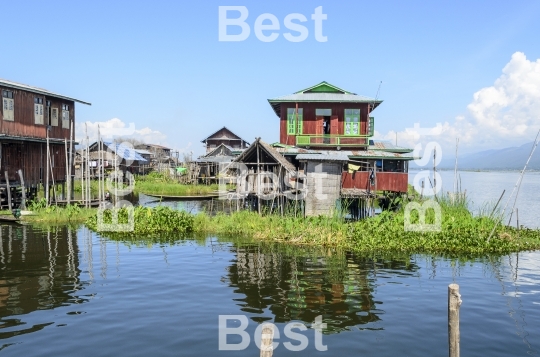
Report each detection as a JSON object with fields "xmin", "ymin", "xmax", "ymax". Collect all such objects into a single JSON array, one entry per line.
[
  {"xmin": 46, "ymin": 129, "xmax": 50, "ymax": 205},
  {"xmin": 17, "ymin": 169, "xmax": 26, "ymax": 210},
  {"xmin": 448, "ymin": 283, "xmax": 461, "ymax": 357},
  {"xmin": 4, "ymin": 171, "xmax": 11, "ymax": 210}
]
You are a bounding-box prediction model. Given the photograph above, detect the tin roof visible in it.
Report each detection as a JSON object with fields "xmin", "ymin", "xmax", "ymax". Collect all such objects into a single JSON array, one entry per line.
[
  {"xmin": 268, "ymin": 81, "xmax": 382, "ymax": 117},
  {"xmin": 201, "ymin": 126, "xmax": 249, "ymax": 144},
  {"xmin": 196, "ymin": 156, "xmax": 235, "ymax": 163},
  {"xmin": 349, "ymin": 150, "xmax": 414, "ymax": 160},
  {"xmin": 369, "ymin": 140, "xmax": 413, "ymax": 153},
  {"xmin": 0, "ymin": 78, "xmax": 91, "ymax": 105},
  {"xmin": 272, "ymin": 142, "xmax": 414, "ymax": 160},
  {"xmin": 103, "ymin": 142, "xmax": 148, "ymax": 162},
  {"xmin": 235, "ymin": 138, "xmax": 296, "ymax": 173}
]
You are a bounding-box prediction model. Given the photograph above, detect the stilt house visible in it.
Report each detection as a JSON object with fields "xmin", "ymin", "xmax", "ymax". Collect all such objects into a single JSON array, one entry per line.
[{"xmin": 0, "ymin": 79, "xmax": 90, "ymax": 204}]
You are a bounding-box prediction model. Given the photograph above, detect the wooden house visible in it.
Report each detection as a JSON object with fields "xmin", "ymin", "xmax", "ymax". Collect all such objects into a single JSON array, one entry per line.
[
  {"xmin": 201, "ymin": 127, "xmax": 250, "ymax": 154},
  {"xmin": 0, "ymin": 79, "xmax": 90, "ymax": 204},
  {"xmin": 268, "ymin": 82, "xmax": 413, "ymax": 195},
  {"xmin": 268, "ymin": 81, "xmax": 380, "ymax": 150},
  {"xmin": 78, "ymin": 141, "xmax": 148, "ymax": 178}
]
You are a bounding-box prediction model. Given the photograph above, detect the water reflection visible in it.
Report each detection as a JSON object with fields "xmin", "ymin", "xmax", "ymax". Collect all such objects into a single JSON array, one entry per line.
[
  {"xmin": 225, "ymin": 244, "xmax": 421, "ymax": 333},
  {"xmin": 0, "ymin": 227, "xmax": 538, "ymax": 356},
  {"xmin": 0, "ymin": 225, "xmax": 84, "ymax": 339}
]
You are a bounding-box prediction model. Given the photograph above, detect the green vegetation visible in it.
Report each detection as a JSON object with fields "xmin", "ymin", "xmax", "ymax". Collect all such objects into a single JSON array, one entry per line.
[
  {"xmin": 135, "ymin": 172, "xmax": 222, "ymax": 196},
  {"xmin": 21, "ymin": 199, "xmax": 95, "ymax": 224},
  {"xmin": 84, "ymin": 192, "xmax": 540, "ymax": 255},
  {"xmin": 85, "ymin": 205, "xmax": 193, "ymax": 235},
  {"xmin": 73, "ymin": 179, "xmax": 100, "ymax": 194}
]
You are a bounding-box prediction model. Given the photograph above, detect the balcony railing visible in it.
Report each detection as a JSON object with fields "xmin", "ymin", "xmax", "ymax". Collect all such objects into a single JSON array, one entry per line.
[
  {"xmin": 296, "ymin": 135, "xmax": 369, "ymax": 147},
  {"xmin": 295, "ymin": 117, "xmax": 375, "ymax": 147}
]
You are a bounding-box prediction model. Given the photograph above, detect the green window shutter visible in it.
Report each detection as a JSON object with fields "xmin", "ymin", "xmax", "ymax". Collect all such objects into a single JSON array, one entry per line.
[
  {"xmin": 287, "ymin": 108, "xmax": 296, "ymax": 135},
  {"xmin": 296, "ymin": 108, "xmax": 303, "ymax": 134},
  {"xmin": 369, "ymin": 117, "xmax": 375, "ymax": 136},
  {"xmin": 344, "ymin": 109, "xmax": 360, "ymax": 136}
]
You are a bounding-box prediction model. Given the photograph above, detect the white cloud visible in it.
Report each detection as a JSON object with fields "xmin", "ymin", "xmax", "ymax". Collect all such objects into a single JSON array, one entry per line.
[
  {"xmin": 377, "ymin": 52, "xmax": 540, "ymax": 153},
  {"xmin": 76, "ymin": 118, "xmax": 168, "ymax": 146}
]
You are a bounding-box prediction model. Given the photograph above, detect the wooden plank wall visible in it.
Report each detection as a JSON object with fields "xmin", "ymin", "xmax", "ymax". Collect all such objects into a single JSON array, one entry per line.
[
  {"xmin": 279, "ymin": 102, "xmax": 371, "ymax": 145},
  {"xmin": 341, "ymin": 172, "xmax": 408, "ymax": 192},
  {"xmin": 0, "ymin": 85, "xmax": 74, "ymax": 141},
  {"xmin": 1, "ymin": 142, "xmax": 67, "ymax": 184}
]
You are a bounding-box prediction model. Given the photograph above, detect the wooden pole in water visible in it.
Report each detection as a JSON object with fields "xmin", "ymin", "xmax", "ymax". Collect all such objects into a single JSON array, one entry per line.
[
  {"xmin": 516, "ymin": 208, "xmax": 519, "ymax": 231},
  {"xmin": 48, "ymin": 151, "xmax": 58, "ymax": 205},
  {"xmin": 448, "ymin": 283, "xmax": 461, "ymax": 357},
  {"xmin": 488, "ymin": 129, "xmax": 540, "ymax": 242},
  {"xmin": 433, "ymin": 146, "xmax": 437, "ymax": 190},
  {"xmin": 260, "ymin": 323, "xmax": 274, "ymax": 357},
  {"xmin": 86, "ymin": 124, "xmax": 90, "ymax": 208},
  {"xmin": 4, "ymin": 171, "xmax": 11, "ymax": 210},
  {"xmin": 17, "ymin": 169, "xmax": 26, "ymax": 210},
  {"xmin": 98, "ymin": 126, "xmax": 101, "ymax": 206},
  {"xmin": 453, "ymin": 138, "xmax": 459, "ymax": 196},
  {"xmin": 69, "ymin": 119, "xmax": 74, "ymax": 202},
  {"xmin": 64, "ymin": 138, "xmax": 69, "ymax": 202},
  {"xmin": 256, "ymin": 139, "xmax": 261, "ymax": 215},
  {"xmin": 46, "ymin": 129, "xmax": 50, "ymax": 205},
  {"xmin": 489, "ymin": 189, "xmax": 505, "ymax": 218}
]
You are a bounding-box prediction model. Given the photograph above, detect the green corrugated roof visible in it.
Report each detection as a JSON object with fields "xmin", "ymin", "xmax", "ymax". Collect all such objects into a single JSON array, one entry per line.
[
  {"xmin": 294, "ymin": 81, "xmax": 353, "ymax": 94},
  {"xmin": 268, "ymin": 81, "xmax": 382, "ymax": 117}
]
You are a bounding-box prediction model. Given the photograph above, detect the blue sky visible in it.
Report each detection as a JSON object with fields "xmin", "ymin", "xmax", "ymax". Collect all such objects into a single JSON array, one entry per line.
[{"xmin": 3, "ymin": 0, "xmax": 540, "ymax": 156}]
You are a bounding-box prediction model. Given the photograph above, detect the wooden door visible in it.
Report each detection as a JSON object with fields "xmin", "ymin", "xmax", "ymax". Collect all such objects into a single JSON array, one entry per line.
[
  {"xmin": 315, "ymin": 116, "xmax": 324, "ymax": 135},
  {"xmin": 330, "ymin": 115, "xmax": 339, "ymax": 135}
]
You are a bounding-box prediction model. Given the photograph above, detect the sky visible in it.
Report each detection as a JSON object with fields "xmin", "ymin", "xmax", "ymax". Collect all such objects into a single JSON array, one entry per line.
[{"xmin": 2, "ymin": 0, "xmax": 540, "ymax": 157}]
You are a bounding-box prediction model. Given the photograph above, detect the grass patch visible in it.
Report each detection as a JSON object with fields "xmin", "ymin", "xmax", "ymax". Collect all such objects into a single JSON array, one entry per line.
[
  {"xmin": 73, "ymin": 172, "xmax": 225, "ymax": 197},
  {"xmin": 21, "ymin": 204, "xmax": 96, "ymax": 224},
  {"xmin": 135, "ymin": 181, "xmax": 220, "ymax": 196},
  {"xmin": 84, "ymin": 193, "xmax": 540, "ymax": 256}
]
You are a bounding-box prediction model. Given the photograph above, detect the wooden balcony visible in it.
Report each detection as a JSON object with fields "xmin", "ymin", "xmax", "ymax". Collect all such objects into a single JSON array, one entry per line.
[
  {"xmin": 296, "ymin": 135, "xmax": 369, "ymax": 147},
  {"xmin": 341, "ymin": 171, "xmax": 408, "ymax": 193}
]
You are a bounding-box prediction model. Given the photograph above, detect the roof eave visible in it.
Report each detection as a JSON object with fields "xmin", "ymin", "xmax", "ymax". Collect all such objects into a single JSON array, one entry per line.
[{"xmin": 0, "ymin": 81, "xmax": 91, "ymax": 105}]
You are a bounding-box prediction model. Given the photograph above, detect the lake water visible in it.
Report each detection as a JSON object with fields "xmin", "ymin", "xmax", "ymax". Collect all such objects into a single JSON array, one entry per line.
[
  {"xmin": 409, "ymin": 170, "xmax": 540, "ymax": 229},
  {"xmin": 1, "ymin": 224, "xmax": 539, "ymax": 356}
]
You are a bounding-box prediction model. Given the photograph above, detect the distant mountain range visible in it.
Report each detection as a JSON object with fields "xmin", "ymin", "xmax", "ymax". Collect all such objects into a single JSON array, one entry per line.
[{"xmin": 412, "ymin": 142, "xmax": 540, "ymax": 170}]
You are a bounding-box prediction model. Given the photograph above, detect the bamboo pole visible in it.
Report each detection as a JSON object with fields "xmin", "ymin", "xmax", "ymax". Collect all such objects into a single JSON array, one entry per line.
[
  {"xmin": 4, "ymin": 171, "xmax": 11, "ymax": 210},
  {"xmin": 453, "ymin": 138, "xmax": 459, "ymax": 196},
  {"xmin": 17, "ymin": 169, "xmax": 26, "ymax": 210},
  {"xmin": 101, "ymin": 137, "xmax": 105, "ymax": 202},
  {"xmin": 85, "ymin": 123, "xmax": 90, "ymax": 208},
  {"xmin": 256, "ymin": 139, "xmax": 261, "ymax": 215},
  {"xmin": 98, "ymin": 126, "xmax": 101, "ymax": 206},
  {"xmin": 48, "ymin": 149, "xmax": 57, "ymax": 204},
  {"xmin": 64, "ymin": 138, "xmax": 69, "ymax": 202},
  {"xmin": 68, "ymin": 119, "xmax": 74, "ymax": 202},
  {"xmin": 489, "ymin": 190, "xmax": 505, "ymax": 218},
  {"xmin": 448, "ymin": 283, "xmax": 461, "ymax": 357},
  {"xmin": 488, "ymin": 129, "xmax": 540, "ymax": 241},
  {"xmin": 433, "ymin": 146, "xmax": 437, "ymax": 190},
  {"xmin": 46, "ymin": 129, "xmax": 50, "ymax": 205}
]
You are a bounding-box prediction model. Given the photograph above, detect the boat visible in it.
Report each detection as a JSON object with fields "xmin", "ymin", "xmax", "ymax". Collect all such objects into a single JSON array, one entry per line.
[
  {"xmin": 141, "ymin": 192, "xmax": 221, "ymax": 200},
  {"xmin": 0, "ymin": 215, "xmax": 21, "ymax": 223}
]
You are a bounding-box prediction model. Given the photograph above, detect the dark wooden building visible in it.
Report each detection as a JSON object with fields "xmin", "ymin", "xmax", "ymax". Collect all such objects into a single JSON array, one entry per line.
[
  {"xmin": 201, "ymin": 127, "xmax": 249, "ymax": 154},
  {"xmin": 0, "ymin": 79, "xmax": 90, "ymax": 187}
]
